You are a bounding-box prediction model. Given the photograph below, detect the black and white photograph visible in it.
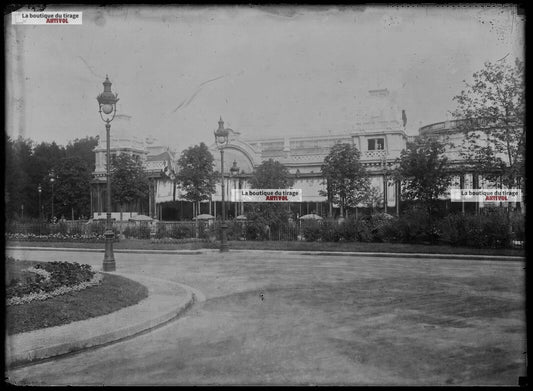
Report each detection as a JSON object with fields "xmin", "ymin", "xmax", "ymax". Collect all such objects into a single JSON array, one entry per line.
[{"xmin": 4, "ymin": 3, "xmax": 526, "ymax": 386}]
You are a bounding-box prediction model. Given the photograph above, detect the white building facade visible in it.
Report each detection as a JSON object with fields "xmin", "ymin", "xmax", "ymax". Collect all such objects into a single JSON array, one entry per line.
[
  {"xmin": 205, "ymin": 89, "xmax": 409, "ymax": 218},
  {"xmin": 92, "ymin": 88, "xmax": 520, "ymax": 220}
]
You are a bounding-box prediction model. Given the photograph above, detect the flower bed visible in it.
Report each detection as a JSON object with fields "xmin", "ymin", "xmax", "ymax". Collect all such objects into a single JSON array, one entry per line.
[
  {"xmin": 5, "ymin": 232, "xmax": 119, "ymax": 243},
  {"xmin": 6, "ymin": 259, "xmax": 103, "ymax": 306},
  {"xmin": 149, "ymin": 237, "xmax": 204, "ymax": 244}
]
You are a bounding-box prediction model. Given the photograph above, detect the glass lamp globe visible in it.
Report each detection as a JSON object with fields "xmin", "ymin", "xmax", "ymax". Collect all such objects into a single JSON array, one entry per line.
[
  {"xmin": 101, "ymin": 104, "xmax": 114, "ymax": 115},
  {"xmin": 217, "ymin": 135, "xmax": 227, "ymax": 145}
]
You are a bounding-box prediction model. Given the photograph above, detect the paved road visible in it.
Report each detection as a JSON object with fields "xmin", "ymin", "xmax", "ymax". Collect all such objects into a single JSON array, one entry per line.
[{"xmin": 5, "ymin": 249, "xmax": 526, "ymax": 386}]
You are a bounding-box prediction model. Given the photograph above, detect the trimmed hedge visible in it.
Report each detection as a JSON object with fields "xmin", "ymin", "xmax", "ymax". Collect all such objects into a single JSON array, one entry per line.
[
  {"xmin": 297, "ymin": 210, "xmax": 523, "ymax": 249},
  {"xmin": 439, "ymin": 210, "xmax": 516, "ymax": 248}
]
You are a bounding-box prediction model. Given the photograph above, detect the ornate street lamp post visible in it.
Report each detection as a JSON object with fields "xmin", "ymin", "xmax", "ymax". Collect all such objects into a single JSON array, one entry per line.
[
  {"xmin": 381, "ymin": 153, "xmax": 388, "ymax": 214},
  {"xmin": 49, "ymin": 170, "xmax": 56, "ymax": 222},
  {"xmin": 38, "ymin": 184, "xmax": 42, "ymax": 220},
  {"xmin": 214, "ymin": 117, "xmax": 229, "ymax": 252},
  {"xmin": 97, "ymin": 75, "xmax": 119, "ymax": 272},
  {"xmin": 230, "ymin": 160, "xmax": 240, "ymax": 218}
]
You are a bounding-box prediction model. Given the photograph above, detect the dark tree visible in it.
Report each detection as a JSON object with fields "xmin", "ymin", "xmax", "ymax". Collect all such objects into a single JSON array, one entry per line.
[
  {"xmin": 110, "ymin": 153, "xmax": 149, "ymax": 215},
  {"xmin": 5, "ymin": 135, "xmax": 97, "ymax": 221},
  {"xmin": 245, "ymin": 159, "xmax": 296, "ymax": 237},
  {"xmin": 53, "ymin": 156, "xmax": 93, "ymax": 219},
  {"xmin": 248, "ymin": 158, "xmax": 294, "ymax": 189},
  {"xmin": 5, "ymin": 135, "xmax": 33, "ymax": 220},
  {"xmin": 65, "ymin": 136, "xmax": 99, "ymax": 171},
  {"xmin": 320, "ymin": 143, "xmax": 369, "ymax": 217},
  {"xmin": 452, "ymin": 58, "xmax": 525, "ymax": 189},
  {"xmin": 29, "ymin": 141, "xmax": 67, "ymax": 218},
  {"xmin": 395, "ymin": 136, "xmax": 451, "ymax": 216},
  {"xmin": 176, "ymin": 143, "xmax": 218, "ymax": 216}
]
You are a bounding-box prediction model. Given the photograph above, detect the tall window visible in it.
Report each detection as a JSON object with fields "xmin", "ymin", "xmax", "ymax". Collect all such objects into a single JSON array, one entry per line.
[{"xmin": 368, "ymin": 138, "xmax": 384, "ymax": 150}]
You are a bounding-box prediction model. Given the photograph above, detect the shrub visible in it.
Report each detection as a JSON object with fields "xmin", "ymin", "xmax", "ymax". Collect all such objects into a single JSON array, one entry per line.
[
  {"xmin": 367, "ymin": 213, "xmax": 396, "ymax": 242},
  {"xmin": 301, "ymin": 220, "xmax": 321, "ymax": 242},
  {"xmin": 245, "ymin": 219, "xmax": 268, "ymax": 241},
  {"xmin": 69, "ymin": 223, "xmax": 84, "ymax": 236},
  {"xmin": 439, "ymin": 214, "xmax": 468, "ymax": 246},
  {"xmin": 379, "ymin": 221, "xmax": 399, "ymax": 242},
  {"xmin": 122, "ymin": 226, "xmax": 133, "ymax": 238},
  {"xmin": 37, "ymin": 223, "xmax": 51, "ymax": 236},
  {"xmin": 197, "ymin": 221, "xmax": 213, "ymax": 240},
  {"xmin": 319, "ymin": 219, "xmax": 341, "ymax": 242},
  {"xmin": 52, "ymin": 222, "xmax": 70, "ymax": 235},
  {"xmin": 356, "ymin": 217, "xmax": 376, "ymax": 242},
  {"xmin": 168, "ymin": 224, "xmax": 194, "ymax": 239},
  {"xmin": 389, "ymin": 207, "xmax": 437, "ymax": 244},
  {"xmin": 510, "ymin": 211, "xmax": 525, "ymax": 242},
  {"xmin": 479, "ymin": 209, "xmax": 512, "ymax": 248},
  {"xmin": 20, "ymin": 222, "xmax": 44, "ymax": 235},
  {"xmin": 137, "ymin": 224, "xmax": 152, "ymax": 239},
  {"xmin": 440, "ymin": 210, "xmax": 514, "ymax": 248},
  {"xmin": 88, "ymin": 221, "xmax": 107, "ymax": 236},
  {"xmin": 337, "ymin": 218, "xmax": 357, "ymax": 241},
  {"xmin": 228, "ymin": 220, "xmax": 245, "ymax": 240},
  {"xmin": 123, "ymin": 224, "xmax": 151, "ymax": 239},
  {"xmin": 155, "ymin": 224, "xmax": 167, "ymax": 239}
]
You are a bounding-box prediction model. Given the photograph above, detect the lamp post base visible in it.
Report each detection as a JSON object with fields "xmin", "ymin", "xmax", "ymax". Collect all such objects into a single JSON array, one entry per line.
[
  {"xmin": 102, "ymin": 229, "xmax": 116, "ymax": 271},
  {"xmin": 220, "ymin": 244, "xmax": 229, "ymax": 252},
  {"xmin": 220, "ymin": 223, "xmax": 229, "ymax": 252},
  {"xmin": 102, "ymin": 259, "xmax": 116, "ymax": 272}
]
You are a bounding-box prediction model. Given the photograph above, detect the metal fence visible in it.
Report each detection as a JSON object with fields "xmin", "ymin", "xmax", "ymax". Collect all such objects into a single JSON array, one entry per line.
[
  {"xmin": 7, "ymin": 220, "xmax": 107, "ymax": 236},
  {"xmin": 5, "ymin": 213, "xmax": 525, "ymax": 249},
  {"xmin": 5, "ymin": 219, "xmax": 305, "ymax": 241}
]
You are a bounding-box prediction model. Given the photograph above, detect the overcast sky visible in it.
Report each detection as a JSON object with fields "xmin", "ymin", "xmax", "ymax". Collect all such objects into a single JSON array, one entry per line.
[{"xmin": 6, "ymin": 4, "xmax": 524, "ymax": 153}]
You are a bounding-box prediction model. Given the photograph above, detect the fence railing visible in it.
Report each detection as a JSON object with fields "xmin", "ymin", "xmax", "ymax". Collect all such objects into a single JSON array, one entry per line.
[
  {"xmin": 7, "ymin": 220, "xmax": 107, "ymax": 236},
  {"xmin": 5, "ymin": 211, "xmax": 525, "ymax": 249},
  {"xmin": 5, "ymin": 219, "xmax": 307, "ymax": 241}
]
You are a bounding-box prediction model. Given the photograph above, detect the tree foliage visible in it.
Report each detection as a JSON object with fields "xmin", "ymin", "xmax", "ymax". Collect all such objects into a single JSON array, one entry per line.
[
  {"xmin": 54, "ymin": 156, "xmax": 93, "ymax": 219},
  {"xmin": 245, "ymin": 159, "xmax": 295, "ymax": 232},
  {"xmin": 395, "ymin": 136, "xmax": 451, "ymax": 214},
  {"xmin": 320, "ymin": 143, "xmax": 369, "ymax": 217},
  {"xmin": 110, "ymin": 153, "xmax": 149, "ymax": 210},
  {"xmin": 452, "ymin": 58, "xmax": 525, "ymax": 188},
  {"xmin": 65, "ymin": 136, "xmax": 98, "ymax": 171},
  {"xmin": 365, "ymin": 185, "xmax": 384, "ymax": 211},
  {"xmin": 4, "ymin": 134, "xmax": 126, "ymax": 221},
  {"xmin": 32, "ymin": 141, "xmax": 65, "ymax": 175},
  {"xmin": 176, "ymin": 143, "xmax": 218, "ymax": 204},
  {"xmin": 5, "ymin": 135, "xmax": 33, "ymax": 219},
  {"xmin": 248, "ymin": 158, "xmax": 294, "ymax": 189}
]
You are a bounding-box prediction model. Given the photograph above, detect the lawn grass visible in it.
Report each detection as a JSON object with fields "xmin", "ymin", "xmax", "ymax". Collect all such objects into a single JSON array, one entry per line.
[
  {"xmin": 6, "ymin": 260, "xmax": 149, "ymax": 335},
  {"xmin": 6, "ymin": 239, "xmax": 525, "ymax": 257}
]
